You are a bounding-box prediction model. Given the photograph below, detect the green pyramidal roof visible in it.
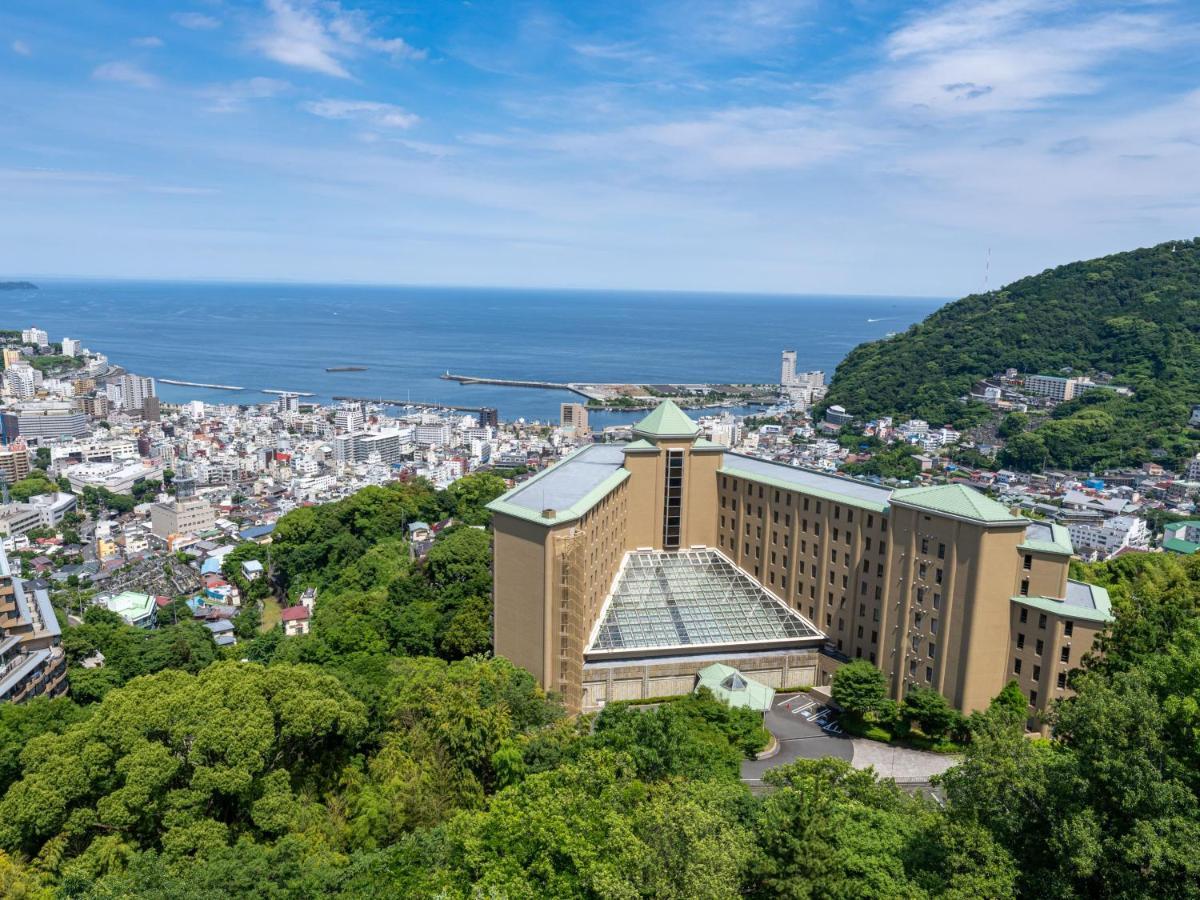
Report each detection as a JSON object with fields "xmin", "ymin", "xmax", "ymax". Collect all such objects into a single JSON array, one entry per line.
[
  {"xmin": 632, "ymin": 400, "xmax": 700, "ymax": 440},
  {"xmin": 890, "ymin": 483, "xmax": 1024, "ymax": 525}
]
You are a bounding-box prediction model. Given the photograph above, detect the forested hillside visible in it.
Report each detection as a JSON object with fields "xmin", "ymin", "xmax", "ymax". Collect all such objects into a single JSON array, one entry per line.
[{"xmin": 824, "ymin": 238, "xmax": 1200, "ymax": 469}]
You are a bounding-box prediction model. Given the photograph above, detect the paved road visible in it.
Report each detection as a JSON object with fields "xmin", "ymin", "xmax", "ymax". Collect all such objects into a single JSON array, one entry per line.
[
  {"xmin": 741, "ymin": 692, "xmax": 852, "ymax": 785},
  {"xmin": 741, "ymin": 692, "xmax": 960, "ymax": 789}
]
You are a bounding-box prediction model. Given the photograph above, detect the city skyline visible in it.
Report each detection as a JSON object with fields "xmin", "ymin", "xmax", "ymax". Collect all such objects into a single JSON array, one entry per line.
[{"xmin": 2, "ymin": 0, "xmax": 1199, "ymax": 295}]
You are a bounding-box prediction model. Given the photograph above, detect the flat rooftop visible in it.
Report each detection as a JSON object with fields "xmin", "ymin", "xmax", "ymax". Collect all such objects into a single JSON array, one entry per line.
[
  {"xmin": 587, "ymin": 548, "xmax": 823, "ymax": 660},
  {"xmin": 720, "ymin": 452, "xmax": 893, "ymax": 508},
  {"xmin": 496, "ymin": 444, "xmax": 627, "ymax": 515}
]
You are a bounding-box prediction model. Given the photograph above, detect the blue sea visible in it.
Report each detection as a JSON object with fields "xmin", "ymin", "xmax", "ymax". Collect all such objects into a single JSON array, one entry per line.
[{"xmin": 11, "ymin": 281, "xmax": 944, "ymax": 423}]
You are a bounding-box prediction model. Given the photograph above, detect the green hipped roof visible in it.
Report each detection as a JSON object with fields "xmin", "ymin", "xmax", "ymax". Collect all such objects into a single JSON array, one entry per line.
[
  {"xmin": 695, "ymin": 663, "xmax": 775, "ymax": 712},
  {"xmin": 633, "ymin": 400, "xmax": 700, "ymax": 440},
  {"xmin": 891, "ymin": 483, "xmax": 1024, "ymax": 525}
]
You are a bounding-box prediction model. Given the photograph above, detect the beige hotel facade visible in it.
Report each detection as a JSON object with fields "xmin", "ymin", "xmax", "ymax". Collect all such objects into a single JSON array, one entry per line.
[{"xmin": 488, "ymin": 401, "xmax": 1111, "ymax": 720}]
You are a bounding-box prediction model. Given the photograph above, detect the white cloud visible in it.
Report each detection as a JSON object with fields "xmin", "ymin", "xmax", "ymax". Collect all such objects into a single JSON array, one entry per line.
[
  {"xmin": 256, "ymin": 0, "xmax": 424, "ymax": 79},
  {"xmin": 879, "ymin": 1, "xmax": 1173, "ymax": 115},
  {"xmin": 302, "ymin": 99, "xmax": 419, "ymax": 129},
  {"xmin": 203, "ymin": 77, "xmax": 291, "ymax": 112},
  {"xmin": 172, "ymin": 12, "xmax": 221, "ymax": 30},
  {"xmin": 92, "ymin": 61, "xmax": 160, "ymax": 89},
  {"xmin": 132, "ymin": 36, "xmax": 165, "ymax": 48},
  {"xmin": 11, "ymin": 40, "xmax": 31, "ymax": 56}
]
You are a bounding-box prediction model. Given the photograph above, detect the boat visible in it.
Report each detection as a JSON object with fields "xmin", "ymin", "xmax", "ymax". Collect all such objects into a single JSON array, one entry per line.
[{"xmin": 326, "ymin": 366, "xmax": 368, "ymax": 372}]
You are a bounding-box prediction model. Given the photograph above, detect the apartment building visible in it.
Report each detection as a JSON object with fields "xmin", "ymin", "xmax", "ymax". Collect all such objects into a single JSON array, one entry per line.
[
  {"xmin": 0, "ymin": 547, "xmax": 66, "ymax": 704},
  {"xmin": 490, "ymin": 401, "xmax": 1110, "ymax": 721},
  {"xmin": 0, "ymin": 441, "xmax": 32, "ymax": 484}
]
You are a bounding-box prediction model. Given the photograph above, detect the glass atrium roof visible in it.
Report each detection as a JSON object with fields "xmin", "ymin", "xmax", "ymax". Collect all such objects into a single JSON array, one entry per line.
[{"xmin": 587, "ymin": 549, "xmax": 822, "ymax": 659}]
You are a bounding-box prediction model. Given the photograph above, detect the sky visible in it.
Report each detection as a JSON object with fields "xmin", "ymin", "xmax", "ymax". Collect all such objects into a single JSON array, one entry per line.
[{"xmin": 1, "ymin": 0, "xmax": 1198, "ymax": 296}]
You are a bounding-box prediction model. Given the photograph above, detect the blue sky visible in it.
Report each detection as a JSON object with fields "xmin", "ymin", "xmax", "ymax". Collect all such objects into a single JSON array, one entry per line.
[{"xmin": 1, "ymin": 0, "xmax": 1198, "ymax": 295}]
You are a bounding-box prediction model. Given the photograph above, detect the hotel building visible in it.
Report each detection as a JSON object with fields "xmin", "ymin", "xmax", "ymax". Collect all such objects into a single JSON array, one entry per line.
[{"xmin": 489, "ymin": 401, "xmax": 1110, "ymax": 721}]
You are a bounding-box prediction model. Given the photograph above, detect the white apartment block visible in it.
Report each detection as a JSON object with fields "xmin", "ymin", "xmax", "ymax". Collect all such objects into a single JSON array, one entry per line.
[{"xmin": 1067, "ymin": 515, "xmax": 1149, "ymax": 560}]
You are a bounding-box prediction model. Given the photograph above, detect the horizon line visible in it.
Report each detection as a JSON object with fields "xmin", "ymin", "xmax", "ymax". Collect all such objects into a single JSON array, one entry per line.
[{"xmin": 4, "ymin": 273, "xmax": 951, "ymax": 303}]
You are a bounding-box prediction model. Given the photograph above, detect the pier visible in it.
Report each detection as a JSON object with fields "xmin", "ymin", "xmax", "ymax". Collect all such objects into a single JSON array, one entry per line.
[
  {"xmin": 440, "ymin": 372, "xmax": 604, "ymax": 401},
  {"xmin": 333, "ymin": 396, "xmax": 495, "ymax": 416},
  {"xmin": 160, "ymin": 378, "xmax": 244, "ymax": 391}
]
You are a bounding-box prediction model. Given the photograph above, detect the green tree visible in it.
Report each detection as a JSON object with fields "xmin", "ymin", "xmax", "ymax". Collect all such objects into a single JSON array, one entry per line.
[
  {"xmin": 831, "ymin": 660, "xmax": 887, "ymax": 721},
  {"xmin": 997, "ymin": 412, "xmax": 1029, "ymax": 439},
  {"xmin": 999, "ymin": 431, "xmax": 1049, "ymax": 472},
  {"xmin": 447, "ymin": 472, "xmax": 507, "ymax": 525},
  {"xmin": 900, "ymin": 686, "xmax": 961, "ymax": 740}
]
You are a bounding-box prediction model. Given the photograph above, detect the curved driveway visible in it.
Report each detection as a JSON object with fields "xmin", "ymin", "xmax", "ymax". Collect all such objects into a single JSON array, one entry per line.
[{"xmin": 741, "ymin": 692, "xmax": 852, "ymax": 786}]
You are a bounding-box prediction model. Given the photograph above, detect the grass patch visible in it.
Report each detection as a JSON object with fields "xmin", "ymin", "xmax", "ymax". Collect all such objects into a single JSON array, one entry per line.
[
  {"xmin": 260, "ymin": 596, "xmax": 282, "ymax": 632},
  {"xmin": 841, "ymin": 716, "xmax": 964, "ymax": 754}
]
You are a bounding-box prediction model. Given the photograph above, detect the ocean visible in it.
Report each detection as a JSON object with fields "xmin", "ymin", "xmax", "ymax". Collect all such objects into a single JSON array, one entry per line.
[{"xmin": 13, "ymin": 281, "xmax": 944, "ymax": 423}]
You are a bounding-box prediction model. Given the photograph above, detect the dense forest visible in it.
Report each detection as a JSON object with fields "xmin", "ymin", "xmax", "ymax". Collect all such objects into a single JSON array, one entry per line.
[
  {"xmin": 1, "ymin": 475, "xmax": 1200, "ymax": 895},
  {"xmin": 823, "ymin": 238, "xmax": 1200, "ymax": 470}
]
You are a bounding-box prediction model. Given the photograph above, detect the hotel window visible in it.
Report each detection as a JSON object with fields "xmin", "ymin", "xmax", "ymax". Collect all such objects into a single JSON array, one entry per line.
[
  {"xmin": 826, "ymin": 613, "xmax": 832, "ymax": 626},
  {"xmin": 757, "ymin": 526, "xmax": 762, "ymax": 540},
  {"xmin": 875, "ymin": 586, "xmax": 882, "ymax": 600},
  {"xmin": 932, "ymin": 593, "xmax": 941, "ymax": 610},
  {"xmin": 721, "ymin": 496, "xmax": 726, "ymax": 509},
  {"xmin": 773, "ymin": 510, "xmax": 779, "ymax": 524},
  {"xmin": 720, "ymin": 515, "xmax": 725, "ymax": 529},
  {"xmin": 1017, "ymin": 632, "xmax": 1025, "ymax": 649},
  {"xmin": 865, "ymin": 537, "xmax": 872, "ymax": 551},
  {"xmin": 1064, "ymin": 620, "xmax": 1074, "ymax": 636},
  {"xmin": 936, "ymin": 568, "xmax": 943, "ymax": 584},
  {"xmin": 1036, "ymin": 639, "xmax": 1044, "ymax": 655},
  {"xmin": 816, "ymin": 501, "xmax": 822, "ymax": 513},
  {"xmin": 921, "ymin": 538, "xmax": 929, "ymax": 554},
  {"xmin": 1020, "ymin": 608, "xmax": 1028, "ymax": 624},
  {"xmin": 731, "ymin": 479, "xmax": 737, "ymax": 491},
  {"xmin": 919, "ymin": 563, "xmax": 927, "ymax": 579},
  {"xmin": 1032, "ymin": 665, "xmax": 1041, "ymax": 681},
  {"xmin": 833, "ymin": 528, "xmax": 839, "ymax": 542},
  {"xmin": 931, "ymin": 618, "xmax": 939, "ymax": 635},
  {"xmin": 1039, "ymin": 613, "xmax": 1047, "ymax": 629},
  {"xmin": 831, "ymin": 549, "xmax": 837, "ymax": 563},
  {"xmin": 1030, "ymin": 689, "xmax": 1038, "ymax": 705},
  {"xmin": 745, "ymin": 522, "xmax": 750, "ymax": 536},
  {"xmin": 781, "ymin": 576, "xmax": 787, "ymax": 590},
  {"xmin": 804, "ymin": 497, "xmax": 810, "ymax": 511},
  {"xmin": 928, "ymin": 643, "xmax": 936, "ymax": 658},
  {"xmin": 1057, "ymin": 672, "xmax": 1067, "ymax": 689},
  {"xmin": 859, "ymin": 602, "xmax": 866, "ymax": 616},
  {"xmin": 802, "ymin": 518, "xmax": 808, "ymax": 532},
  {"xmin": 869, "ymin": 651, "xmax": 876, "ymax": 663},
  {"xmin": 745, "ymin": 543, "xmax": 750, "ymax": 556},
  {"xmin": 721, "ymin": 476, "xmax": 727, "ymax": 489},
  {"xmin": 784, "ymin": 534, "xmax": 790, "ymax": 548},
  {"xmin": 937, "ymin": 543, "xmax": 945, "ymax": 559},
  {"xmin": 769, "ymin": 572, "xmax": 775, "ymax": 585},
  {"xmin": 862, "ymin": 559, "xmax": 869, "ymax": 573},
  {"xmin": 1014, "ymin": 658, "xmax": 1022, "ymax": 674},
  {"xmin": 731, "ymin": 500, "xmax": 737, "ymax": 513},
  {"xmin": 1023, "ymin": 553, "xmax": 1033, "ymax": 571},
  {"xmin": 786, "ymin": 494, "xmax": 792, "ymax": 506},
  {"xmin": 838, "ymin": 617, "xmax": 844, "ymax": 631},
  {"xmin": 1060, "ymin": 647, "xmax": 1070, "ymax": 663},
  {"xmin": 1020, "ymin": 578, "xmax": 1030, "ymax": 596},
  {"xmin": 877, "ymin": 563, "xmax": 884, "ymax": 578},
  {"xmin": 771, "ymin": 551, "xmax": 777, "ymax": 565},
  {"xmin": 871, "ymin": 630, "xmax": 877, "ymax": 644},
  {"xmin": 926, "ymin": 667, "xmax": 933, "ymax": 683},
  {"xmin": 917, "ymin": 587, "xmax": 925, "ymax": 604},
  {"xmin": 867, "ymin": 514, "xmax": 874, "ymax": 528},
  {"xmin": 848, "ymin": 509, "xmax": 854, "ymax": 523},
  {"xmin": 774, "ymin": 490, "xmax": 780, "ymax": 503},
  {"xmin": 772, "ymin": 531, "xmax": 777, "ymax": 545},
  {"xmin": 814, "ymin": 523, "xmax": 821, "ymax": 536},
  {"xmin": 785, "ymin": 514, "xmax": 792, "ymax": 527},
  {"xmin": 834, "ymin": 505, "xmax": 841, "ymax": 520},
  {"xmin": 881, "ymin": 519, "xmax": 887, "ymax": 533}
]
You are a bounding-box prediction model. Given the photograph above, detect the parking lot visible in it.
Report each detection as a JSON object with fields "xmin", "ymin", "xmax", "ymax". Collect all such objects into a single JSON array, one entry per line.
[{"xmin": 740, "ymin": 692, "xmax": 853, "ymax": 785}]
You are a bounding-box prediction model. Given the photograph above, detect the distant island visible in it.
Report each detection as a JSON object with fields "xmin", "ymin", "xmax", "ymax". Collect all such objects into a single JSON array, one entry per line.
[
  {"xmin": 326, "ymin": 365, "xmax": 369, "ymax": 372},
  {"xmin": 0, "ymin": 281, "xmax": 37, "ymax": 291}
]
